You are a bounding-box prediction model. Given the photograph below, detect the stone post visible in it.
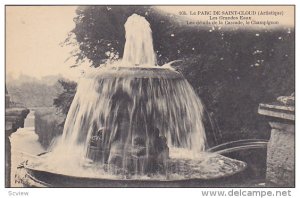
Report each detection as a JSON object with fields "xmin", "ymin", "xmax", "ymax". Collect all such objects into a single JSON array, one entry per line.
[
  {"xmin": 258, "ymin": 100, "xmax": 295, "ymax": 187},
  {"xmin": 5, "ymin": 108, "xmax": 29, "ymax": 187}
]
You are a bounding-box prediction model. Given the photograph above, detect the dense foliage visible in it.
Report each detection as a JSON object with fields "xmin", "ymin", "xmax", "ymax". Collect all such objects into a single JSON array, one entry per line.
[
  {"xmin": 60, "ymin": 6, "xmax": 294, "ymax": 145},
  {"xmin": 53, "ymin": 80, "xmax": 77, "ymax": 115}
]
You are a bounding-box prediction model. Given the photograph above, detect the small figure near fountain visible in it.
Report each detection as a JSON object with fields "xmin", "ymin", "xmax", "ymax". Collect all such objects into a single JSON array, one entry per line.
[
  {"xmin": 276, "ymin": 92, "xmax": 294, "ymax": 106},
  {"xmin": 86, "ymin": 127, "xmax": 108, "ymax": 162}
]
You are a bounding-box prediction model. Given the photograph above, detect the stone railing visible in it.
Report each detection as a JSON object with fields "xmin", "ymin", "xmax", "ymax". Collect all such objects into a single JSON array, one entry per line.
[{"xmin": 258, "ymin": 96, "xmax": 295, "ymax": 187}]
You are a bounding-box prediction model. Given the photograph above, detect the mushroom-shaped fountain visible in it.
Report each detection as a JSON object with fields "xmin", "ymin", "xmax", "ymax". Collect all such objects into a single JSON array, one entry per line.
[{"xmin": 20, "ymin": 14, "xmax": 246, "ymax": 187}]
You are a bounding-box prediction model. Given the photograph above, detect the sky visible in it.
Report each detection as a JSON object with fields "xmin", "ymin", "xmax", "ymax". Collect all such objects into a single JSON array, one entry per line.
[
  {"xmin": 6, "ymin": 6, "xmax": 82, "ymax": 80},
  {"xmin": 6, "ymin": 6, "xmax": 294, "ymax": 81}
]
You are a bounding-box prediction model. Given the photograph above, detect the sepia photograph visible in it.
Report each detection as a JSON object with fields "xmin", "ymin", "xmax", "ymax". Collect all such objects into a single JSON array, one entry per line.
[{"xmin": 5, "ymin": 5, "xmax": 295, "ymax": 189}]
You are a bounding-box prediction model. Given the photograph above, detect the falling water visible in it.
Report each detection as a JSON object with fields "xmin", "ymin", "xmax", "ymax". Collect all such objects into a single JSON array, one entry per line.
[{"xmin": 31, "ymin": 14, "xmax": 212, "ymax": 179}]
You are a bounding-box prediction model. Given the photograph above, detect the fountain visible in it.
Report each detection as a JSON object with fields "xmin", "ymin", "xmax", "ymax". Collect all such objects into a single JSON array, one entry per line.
[{"xmin": 20, "ymin": 14, "xmax": 246, "ymax": 187}]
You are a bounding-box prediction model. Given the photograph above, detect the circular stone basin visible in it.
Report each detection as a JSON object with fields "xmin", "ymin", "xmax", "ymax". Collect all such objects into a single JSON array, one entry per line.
[{"xmin": 18, "ymin": 151, "xmax": 246, "ymax": 187}]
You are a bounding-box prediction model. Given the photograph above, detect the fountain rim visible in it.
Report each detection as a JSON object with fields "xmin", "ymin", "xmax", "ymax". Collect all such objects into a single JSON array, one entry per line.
[
  {"xmin": 24, "ymin": 163, "xmax": 247, "ymax": 182},
  {"xmin": 85, "ymin": 66, "xmax": 184, "ymax": 79},
  {"xmin": 22, "ymin": 152, "xmax": 247, "ymax": 183}
]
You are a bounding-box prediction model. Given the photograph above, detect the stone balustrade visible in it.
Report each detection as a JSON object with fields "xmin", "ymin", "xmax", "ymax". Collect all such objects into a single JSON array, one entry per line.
[{"xmin": 258, "ymin": 100, "xmax": 295, "ymax": 187}]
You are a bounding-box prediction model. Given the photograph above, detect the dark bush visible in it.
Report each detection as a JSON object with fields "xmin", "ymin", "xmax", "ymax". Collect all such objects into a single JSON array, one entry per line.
[
  {"xmin": 53, "ymin": 80, "xmax": 77, "ymax": 115},
  {"xmin": 34, "ymin": 108, "xmax": 66, "ymax": 149}
]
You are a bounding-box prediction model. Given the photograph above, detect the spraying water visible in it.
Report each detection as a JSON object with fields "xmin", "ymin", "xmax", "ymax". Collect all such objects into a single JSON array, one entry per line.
[
  {"xmin": 31, "ymin": 14, "xmax": 210, "ymax": 178},
  {"xmin": 122, "ymin": 14, "xmax": 157, "ymax": 66}
]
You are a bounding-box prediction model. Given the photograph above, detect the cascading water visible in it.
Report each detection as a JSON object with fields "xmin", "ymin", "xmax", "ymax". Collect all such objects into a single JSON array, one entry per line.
[
  {"xmin": 25, "ymin": 14, "xmax": 246, "ymax": 182},
  {"xmin": 48, "ymin": 13, "xmax": 206, "ymax": 175}
]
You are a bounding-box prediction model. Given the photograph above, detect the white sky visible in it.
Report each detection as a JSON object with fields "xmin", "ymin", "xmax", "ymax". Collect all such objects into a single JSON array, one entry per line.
[{"xmin": 6, "ymin": 6, "xmax": 84, "ymax": 80}]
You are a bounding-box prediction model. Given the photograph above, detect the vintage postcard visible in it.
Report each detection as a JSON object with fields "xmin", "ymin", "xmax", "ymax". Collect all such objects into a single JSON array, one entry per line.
[{"xmin": 5, "ymin": 5, "xmax": 294, "ymax": 190}]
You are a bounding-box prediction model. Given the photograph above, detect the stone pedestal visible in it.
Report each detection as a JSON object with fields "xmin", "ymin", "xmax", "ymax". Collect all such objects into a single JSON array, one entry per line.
[
  {"xmin": 258, "ymin": 103, "xmax": 294, "ymax": 187},
  {"xmin": 5, "ymin": 108, "xmax": 30, "ymax": 187}
]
